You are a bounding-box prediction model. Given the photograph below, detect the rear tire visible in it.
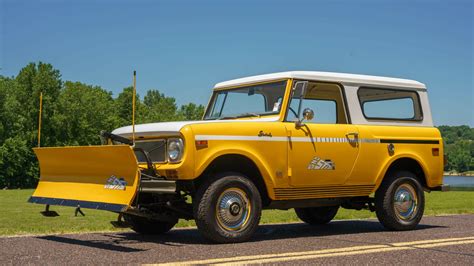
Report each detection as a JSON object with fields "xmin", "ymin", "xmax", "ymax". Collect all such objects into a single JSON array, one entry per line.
[
  {"xmin": 123, "ymin": 214, "xmax": 177, "ymax": 235},
  {"xmin": 295, "ymin": 206, "xmax": 339, "ymax": 225},
  {"xmin": 193, "ymin": 173, "xmax": 262, "ymax": 243},
  {"xmin": 375, "ymin": 170, "xmax": 425, "ymax": 231}
]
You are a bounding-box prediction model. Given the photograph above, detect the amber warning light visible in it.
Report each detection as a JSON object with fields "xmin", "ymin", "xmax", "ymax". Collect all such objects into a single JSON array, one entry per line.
[{"xmin": 195, "ymin": 140, "xmax": 208, "ymax": 149}]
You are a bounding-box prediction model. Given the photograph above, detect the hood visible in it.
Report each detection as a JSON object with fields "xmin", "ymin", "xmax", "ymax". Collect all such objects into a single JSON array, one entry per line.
[
  {"xmin": 111, "ymin": 117, "xmax": 279, "ymax": 138},
  {"xmin": 112, "ymin": 121, "xmax": 205, "ymax": 137}
]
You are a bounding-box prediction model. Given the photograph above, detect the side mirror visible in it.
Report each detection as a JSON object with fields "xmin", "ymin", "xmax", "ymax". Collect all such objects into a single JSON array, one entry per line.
[
  {"xmin": 302, "ymin": 108, "xmax": 314, "ymax": 121},
  {"xmin": 296, "ymin": 108, "xmax": 314, "ymax": 127}
]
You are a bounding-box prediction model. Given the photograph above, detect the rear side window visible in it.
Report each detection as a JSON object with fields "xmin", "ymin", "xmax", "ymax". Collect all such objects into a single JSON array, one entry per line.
[{"xmin": 357, "ymin": 87, "xmax": 423, "ymax": 121}]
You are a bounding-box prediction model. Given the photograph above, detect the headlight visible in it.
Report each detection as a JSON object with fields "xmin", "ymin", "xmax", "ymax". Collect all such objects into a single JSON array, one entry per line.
[{"xmin": 167, "ymin": 138, "xmax": 184, "ymax": 162}]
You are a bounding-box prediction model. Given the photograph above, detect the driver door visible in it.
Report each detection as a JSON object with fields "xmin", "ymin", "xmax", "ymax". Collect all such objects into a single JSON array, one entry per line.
[{"xmin": 285, "ymin": 81, "xmax": 359, "ymax": 187}]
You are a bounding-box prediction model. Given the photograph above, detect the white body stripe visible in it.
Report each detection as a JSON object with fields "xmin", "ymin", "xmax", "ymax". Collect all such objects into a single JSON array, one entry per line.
[
  {"xmin": 195, "ymin": 135, "xmax": 380, "ymax": 143},
  {"xmin": 195, "ymin": 135, "xmax": 287, "ymax": 142}
]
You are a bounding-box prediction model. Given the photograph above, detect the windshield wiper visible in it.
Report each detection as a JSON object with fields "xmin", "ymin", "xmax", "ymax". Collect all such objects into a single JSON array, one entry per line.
[
  {"xmin": 217, "ymin": 116, "xmax": 237, "ymax": 120},
  {"xmin": 217, "ymin": 113, "xmax": 261, "ymax": 120}
]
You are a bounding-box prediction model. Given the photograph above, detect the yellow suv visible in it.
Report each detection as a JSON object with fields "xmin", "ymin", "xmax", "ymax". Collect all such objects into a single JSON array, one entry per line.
[{"xmin": 30, "ymin": 71, "xmax": 444, "ymax": 243}]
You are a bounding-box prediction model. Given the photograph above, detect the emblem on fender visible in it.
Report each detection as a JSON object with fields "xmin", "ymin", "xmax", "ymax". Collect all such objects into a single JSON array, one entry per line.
[
  {"xmin": 307, "ymin": 157, "xmax": 335, "ymax": 170},
  {"xmin": 104, "ymin": 175, "xmax": 127, "ymax": 190},
  {"xmin": 258, "ymin": 130, "xmax": 272, "ymax": 137}
]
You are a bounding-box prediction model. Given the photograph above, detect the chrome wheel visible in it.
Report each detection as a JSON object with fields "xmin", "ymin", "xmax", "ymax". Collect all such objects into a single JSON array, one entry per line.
[
  {"xmin": 393, "ymin": 183, "xmax": 418, "ymax": 221},
  {"xmin": 216, "ymin": 188, "xmax": 251, "ymax": 231}
]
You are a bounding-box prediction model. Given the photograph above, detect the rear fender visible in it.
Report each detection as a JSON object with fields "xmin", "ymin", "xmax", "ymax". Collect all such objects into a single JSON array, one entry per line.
[{"xmin": 374, "ymin": 153, "xmax": 429, "ymax": 191}]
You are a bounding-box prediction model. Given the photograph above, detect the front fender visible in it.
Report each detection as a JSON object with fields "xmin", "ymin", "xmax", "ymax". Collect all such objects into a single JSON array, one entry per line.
[{"xmin": 194, "ymin": 148, "xmax": 277, "ymax": 192}]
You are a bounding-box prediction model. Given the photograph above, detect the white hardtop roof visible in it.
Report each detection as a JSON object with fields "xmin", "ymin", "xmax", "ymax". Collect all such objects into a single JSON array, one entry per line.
[{"xmin": 214, "ymin": 71, "xmax": 426, "ymax": 90}]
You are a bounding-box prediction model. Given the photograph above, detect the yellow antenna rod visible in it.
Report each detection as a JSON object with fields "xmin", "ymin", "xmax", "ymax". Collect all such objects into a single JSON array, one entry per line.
[
  {"xmin": 37, "ymin": 92, "xmax": 43, "ymax": 147},
  {"xmin": 132, "ymin": 70, "xmax": 136, "ymax": 145}
]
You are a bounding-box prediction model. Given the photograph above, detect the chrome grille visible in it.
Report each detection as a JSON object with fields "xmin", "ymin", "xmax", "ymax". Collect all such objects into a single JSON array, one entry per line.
[{"xmin": 134, "ymin": 140, "xmax": 166, "ymax": 163}]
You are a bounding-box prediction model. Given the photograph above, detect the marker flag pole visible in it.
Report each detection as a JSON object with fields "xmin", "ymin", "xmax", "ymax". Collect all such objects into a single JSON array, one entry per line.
[
  {"xmin": 37, "ymin": 92, "xmax": 43, "ymax": 147},
  {"xmin": 132, "ymin": 71, "xmax": 136, "ymax": 145}
]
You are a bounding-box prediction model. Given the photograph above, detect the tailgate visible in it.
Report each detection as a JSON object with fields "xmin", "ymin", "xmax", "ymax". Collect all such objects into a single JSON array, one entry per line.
[{"xmin": 29, "ymin": 145, "xmax": 139, "ymax": 212}]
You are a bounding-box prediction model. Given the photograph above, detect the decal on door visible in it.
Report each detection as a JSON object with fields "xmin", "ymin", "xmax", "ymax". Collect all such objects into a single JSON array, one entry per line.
[{"xmin": 307, "ymin": 157, "xmax": 335, "ymax": 170}]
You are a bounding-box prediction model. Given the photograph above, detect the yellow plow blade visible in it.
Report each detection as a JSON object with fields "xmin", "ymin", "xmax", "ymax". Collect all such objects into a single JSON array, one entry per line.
[{"xmin": 29, "ymin": 145, "xmax": 139, "ymax": 212}]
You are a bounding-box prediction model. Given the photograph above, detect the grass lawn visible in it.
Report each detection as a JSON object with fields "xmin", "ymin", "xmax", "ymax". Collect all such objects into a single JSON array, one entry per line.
[{"xmin": 1, "ymin": 189, "xmax": 473, "ymax": 236}]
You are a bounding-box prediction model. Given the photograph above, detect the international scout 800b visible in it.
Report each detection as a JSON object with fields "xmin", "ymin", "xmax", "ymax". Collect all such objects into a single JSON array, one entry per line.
[{"xmin": 30, "ymin": 71, "xmax": 444, "ymax": 243}]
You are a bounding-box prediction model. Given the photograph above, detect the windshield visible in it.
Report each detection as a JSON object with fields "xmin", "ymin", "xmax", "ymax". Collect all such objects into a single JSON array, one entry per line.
[{"xmin": 204, "ymin": 81, "xmax": 287, "ymax": 120}]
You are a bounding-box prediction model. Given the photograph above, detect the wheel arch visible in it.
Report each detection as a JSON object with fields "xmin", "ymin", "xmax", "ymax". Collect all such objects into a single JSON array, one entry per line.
[
  {"xmin": 375, "ymin": 155, "xmax": 429, "ymax": 191},
  {"xmin": 194, "ymin": 153, "xmax": 273, "ymax": 206}
]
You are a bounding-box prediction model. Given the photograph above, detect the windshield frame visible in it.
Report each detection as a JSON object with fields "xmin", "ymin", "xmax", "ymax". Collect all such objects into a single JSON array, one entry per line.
[{"xmin": 204, "ymin": 79, "xmax": 290, "ymax": 120}]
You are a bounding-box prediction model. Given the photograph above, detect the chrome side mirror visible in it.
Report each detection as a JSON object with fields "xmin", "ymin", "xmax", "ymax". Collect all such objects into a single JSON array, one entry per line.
[
  {"xmin": 296, "ymin": 108, "xmax": 314, "ymax": 127},
  {"xmin": 302, "ymin": 108, "xmax": 314, "ymax": 121}
]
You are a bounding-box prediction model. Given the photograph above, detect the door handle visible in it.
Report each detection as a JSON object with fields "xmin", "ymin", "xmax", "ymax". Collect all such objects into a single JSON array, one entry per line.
[
  {"xmin": 346, "ymin": 132, "xmax": 359, "ymax": 138},
  {"xmin": 346, "ymin": 132, "xmax": 359, "ymax": 146}
]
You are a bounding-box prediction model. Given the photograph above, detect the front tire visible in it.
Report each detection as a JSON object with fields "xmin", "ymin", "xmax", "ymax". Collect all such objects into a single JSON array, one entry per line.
[
  {"xmin": 123, "ymin": 214, "xmax": 177, "ymax": 235},
  {"xmin": 375, "ymin": 170, "xmax": 425, "ymax": 231},
  {"xmin": 295, "ymin": 206, "xmax": 339, "ymax": 225},
  {"xmin": 194, "ymin": 173, "xmax": 262, "ymax": 243}
]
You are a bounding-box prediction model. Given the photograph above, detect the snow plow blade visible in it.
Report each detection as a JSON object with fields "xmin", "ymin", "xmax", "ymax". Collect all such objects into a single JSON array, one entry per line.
[{"xmin": 29, "ymin": 145, "xmax": 139, "ymax": 212}]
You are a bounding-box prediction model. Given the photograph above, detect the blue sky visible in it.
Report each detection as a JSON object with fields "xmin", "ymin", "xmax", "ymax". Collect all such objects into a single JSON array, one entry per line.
[{"xmin": 1, "ymin": 0, "xmax": 472, "ymax": 126}]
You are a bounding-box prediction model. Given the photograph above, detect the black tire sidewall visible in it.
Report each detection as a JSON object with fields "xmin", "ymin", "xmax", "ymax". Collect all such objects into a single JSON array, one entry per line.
[
  {"xmin": 123, "ymin": 214, "xmax": 177, "ymax": 234},
  {"xmin": 295, "ymin": 206, "xmax": 339, "ymax": 225},
  {"xmin": 194, "ymin": 173, "xmax": 262, "ymax": 243},
  {"xmin": 375, "ymin": 171, "xmax": 425, "ymax": 230}
]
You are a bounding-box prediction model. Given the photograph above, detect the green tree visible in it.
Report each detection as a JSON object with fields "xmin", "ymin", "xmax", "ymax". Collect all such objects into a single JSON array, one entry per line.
[
  {"xmin": 0, "ymin": 137, "xmax": 38, "ymax": 188},
  {"xmin": 115, "ymin": 87, "xmax": 145, "ymax": 126},
  {"xmin": 0, "ymin": 77, "xmax": 8, "ymax": 141},
  {"xmin": 55, "ymin": 81, "xmax": 121, "ymax": 146},
  {"xmin": 15, "ymin": 62, "xmax": 62, "ymax": 146},
  {"xmin": 177, "ymin": 102, "xmax": 205, "ymax": 121},
  {"xmin": 0, "ymin": 76, "xmax": 27, "ymax": 142},
  {"xmin": 0, "ymin": 63, "xmax": 62, "ymax": 188},
  {"xmin": 142, "ymin": 90, "xmax": 179, "ymax": 123},
  {"xmin": 0, "ymin": 76, "xmax": 41, "ymax": 188},
  {"xmin": 449, "ymin": 140, "xmax": 471, "ymax": 173}
]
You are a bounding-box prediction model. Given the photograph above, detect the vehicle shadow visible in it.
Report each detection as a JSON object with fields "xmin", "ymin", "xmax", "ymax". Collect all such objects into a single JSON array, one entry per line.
[{"xmin": 37, "ymin": 219, "xmax": 445, "ymax": 252}]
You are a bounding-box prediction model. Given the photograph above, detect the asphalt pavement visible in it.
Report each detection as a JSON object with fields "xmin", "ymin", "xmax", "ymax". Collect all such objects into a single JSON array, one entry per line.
[{"xmin": 1, "ymin": 214, "xmax": 473, "ymax": 265}]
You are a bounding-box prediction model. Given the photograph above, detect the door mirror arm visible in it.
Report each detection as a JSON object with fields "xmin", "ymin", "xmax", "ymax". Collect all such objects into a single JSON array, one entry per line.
[
  {"xmin": 296, "ymin": 108, "xmax": 314, "ymax": 128},
  {"xmin": 292, "ymin": 81, "xmax": 308, "ymax": 127}
]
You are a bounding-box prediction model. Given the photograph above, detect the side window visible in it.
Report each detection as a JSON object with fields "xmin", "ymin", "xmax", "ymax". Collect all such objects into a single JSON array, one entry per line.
[
  {"xmin": 286, "ymin": 81, "xmax": 347, "ymax": 124},
  {"xmin": 273, "ymin": 97, "xmax": 283, "ymax": 112},
  {"xmin": 305, "ymin": 100, "xmax": 337, "ymax": 124},
  {"xmin": 358, "ymin": 88, "xmax": 422, "ymax": 121}
]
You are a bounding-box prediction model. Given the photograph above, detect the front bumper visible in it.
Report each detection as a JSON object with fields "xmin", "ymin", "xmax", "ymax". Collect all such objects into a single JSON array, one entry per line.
[
  {"xmin": 140, "ymin": 179, "xmax": 177, "ymax": 194},
  {"xmin": 430, "ymin": 185, "xmax": 450, "ymax": 191}
]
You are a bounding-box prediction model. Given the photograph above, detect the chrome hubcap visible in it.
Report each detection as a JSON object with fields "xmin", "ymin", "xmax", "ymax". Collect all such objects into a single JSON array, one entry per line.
[
  {"xmin": 393, "ymin": 183, "xmax": 418, "ymax": 221},
  {"xmin": 216, "ymin": 188, "xmax": 251, "ymax": 231}
]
